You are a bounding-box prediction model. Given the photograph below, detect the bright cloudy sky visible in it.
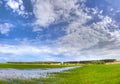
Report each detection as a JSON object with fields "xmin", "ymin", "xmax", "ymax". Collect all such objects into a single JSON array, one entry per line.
[{"xmin": 0, "ymin": 0, "xmax": 120, "ymax": 62}]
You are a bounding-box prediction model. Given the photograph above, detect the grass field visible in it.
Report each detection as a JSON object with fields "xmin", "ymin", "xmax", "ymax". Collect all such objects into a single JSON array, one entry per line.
[
  {"xmin": 0, "ymin": 64, "xmax": 120, "ymax": 84},
  {"xmin": 0, "ymin": 63, "xmax": 72, "ymax": 69},
  {"xmin": 52, "ymin": 64, "xmax": 120, "ymax": 84}
]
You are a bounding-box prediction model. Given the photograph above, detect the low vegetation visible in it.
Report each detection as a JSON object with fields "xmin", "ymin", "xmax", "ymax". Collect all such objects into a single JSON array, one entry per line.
[
  {"xmin": 52, "ymin": 64, "xmax": 120, "ymax": 84},
  {"xmin": 0, "ymin": 63, "xmax": 71, "ymax": 69},
  {"xmin": 0, "ymin": 63, "xmax": 119, "ymax": 84}
]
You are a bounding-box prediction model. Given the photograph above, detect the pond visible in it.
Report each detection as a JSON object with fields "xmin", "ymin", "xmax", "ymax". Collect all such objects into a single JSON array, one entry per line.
[{"xmin": 0, "ymin": 66, "xmax": 80, "ymax": 80}]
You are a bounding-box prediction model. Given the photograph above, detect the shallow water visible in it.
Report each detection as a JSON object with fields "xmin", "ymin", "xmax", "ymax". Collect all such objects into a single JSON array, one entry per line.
[{"xmin": 0, "ymin": 66, "xmax": 80, "ymax": 80}]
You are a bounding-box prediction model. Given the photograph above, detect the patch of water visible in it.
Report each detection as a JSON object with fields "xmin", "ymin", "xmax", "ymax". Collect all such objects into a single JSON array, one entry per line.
[{"xmin": 0, "ymin": 66, "xmax": 80, "ymax": 80}]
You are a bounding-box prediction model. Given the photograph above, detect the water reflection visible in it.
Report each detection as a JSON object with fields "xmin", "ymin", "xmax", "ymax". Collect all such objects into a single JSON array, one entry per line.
[{"xmin": 0, "ymin": 66, "xmax": 80, "ymax": 80}]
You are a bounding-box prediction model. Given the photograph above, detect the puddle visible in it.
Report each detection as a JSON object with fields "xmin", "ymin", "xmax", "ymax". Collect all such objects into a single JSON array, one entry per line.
[{"xmin": 0, "ymin": 66, "xmax": 80, "ymax": 80}]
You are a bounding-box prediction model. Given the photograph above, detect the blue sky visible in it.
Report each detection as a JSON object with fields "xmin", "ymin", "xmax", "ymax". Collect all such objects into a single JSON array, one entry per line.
[{"xmin": 0, "ymin": 0, "xmax": 120, "ymax": 62}]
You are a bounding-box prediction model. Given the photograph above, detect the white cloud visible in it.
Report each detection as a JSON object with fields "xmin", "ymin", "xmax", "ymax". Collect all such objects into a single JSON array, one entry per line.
[
  {"xmin": 32, "ymin": 0, "xmax": 85, "ymax": 28},
  {"xmin": 0, "ymin": 44, "xmax": 80, "ymax": 61},
  {"xmin": 31, "ymin": 0, "xmax": 120, "ymax": 60},
  {"xmin": 0, "ymin": 44, "xmax": 55, "ymax": 61},
  {"xmin": 32, "ymin": 0, "xmax": 56, "ymax": 27},
  {"xmin": 56, "ymin": 15, "xmax": 117, "ymax": 49},
  {"xmin": 0, "ymin": 39, "xmax": 120, "ymax": 61},
  {"xmin": 53, "ymin": 4, "xmax": 120, "ymax": 60},
  {"xmin": 0, "ymin": 1, "xmax": 3, "ymax": 6},
  {"xmin": 0, "ymin": 23, "xmax": 14, "ymax": 35},
  {"xmin": 6, "ymin": 0, "xmax": 25, "ymax": 15},
  {"xmin": 0, "ymin": 44, "xmax": 78, "ymax": 56},
  {"xmin": 1, "ymin": 0, "xmax": 120, "ymax": 61}
]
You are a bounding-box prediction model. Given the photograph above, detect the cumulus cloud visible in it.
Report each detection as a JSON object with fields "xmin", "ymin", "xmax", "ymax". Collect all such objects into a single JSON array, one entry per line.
[
  {"xmin": 0, "ymin": 23, "xmax": 14, "ymax": 35},
  {"xmin": 0, "ymin": 44, "xmax": 83, "ymax": 61},
  {"xmin": 48, "ymin": 0, "xmax": 120, "ymax": 60},
  {"xmin": 32, "ymin": 0, "xmax": 85, "ymax": 28},
  {"xmin": 1, "ymin": 0, "xmax": 120, "ymax": 61},
  {"xmin": 32, "ymin": 0, "xmax": 57, "ymax": 27},
  {"xmin": 56, "ymin": 14, "xmax": 119, "ymax": 51},
  {"xmin": 29, "ymin": 0, "xmax": 120, "ymax": 60},
  {"xmin": 0, "ymin": 44, "xmax": 78, "ymax": 56},
  {"xmin": 6, "ymin": 0, "xmax": 25, "ymax": 15},
  {"xmin": 0, "ymin": 44, "xmax": 52, "ymax": 61}
]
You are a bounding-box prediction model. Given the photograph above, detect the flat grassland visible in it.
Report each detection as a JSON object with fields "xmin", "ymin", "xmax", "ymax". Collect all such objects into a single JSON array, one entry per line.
[
  {"xmin": 0, "ymin": 63, "xmax": 70, "ymax": 69},
  {"xmin": 0, "ymin": 64, "xmax": 120, "ymax": 84},
  {"xmin": 53, "ymin": 64, "xmax": 120, "ymax": 84}
]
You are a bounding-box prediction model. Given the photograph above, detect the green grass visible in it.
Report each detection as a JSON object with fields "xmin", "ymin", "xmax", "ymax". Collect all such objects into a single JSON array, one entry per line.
[
  {"xmin": 0, "ymin": 64, "xmax": 120, "ymax": 84},
  {"xmin": 52, "ymin": 64, "xmax": 120, "ymax": 84},
  {"xmin": 0, "ymin": 63, "xmax": 73, "ymax": 69}
]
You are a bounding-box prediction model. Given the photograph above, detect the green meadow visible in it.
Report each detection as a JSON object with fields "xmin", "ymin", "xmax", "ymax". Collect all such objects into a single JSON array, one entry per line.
[
  {"xmin": 53, "ymin": 64, "xmax": 120, "ymax": 84},
  {"xmin": 0, "ymin": 63, "xmax": 70, "ymax": 69},
  {"xmin": 0, "ymin": 64, "xmax": 120, "ymax": 84}
]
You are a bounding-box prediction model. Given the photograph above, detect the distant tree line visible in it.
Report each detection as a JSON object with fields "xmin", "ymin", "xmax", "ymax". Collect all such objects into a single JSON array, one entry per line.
[
  {"xmin": 7, "ymin": 59, "xmax": 116, "ymax": 65},
  {"xmin": 63, "ymin": 59, "xmax": 116, "ymax": 64},
  {"xmin": 7, "ymin": 61, "xmax": 61, "ymax": 64}
]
